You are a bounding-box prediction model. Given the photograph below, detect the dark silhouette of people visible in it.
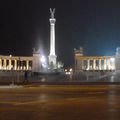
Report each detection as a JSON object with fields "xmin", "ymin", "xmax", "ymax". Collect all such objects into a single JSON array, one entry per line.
[{"xmin": 23, "ymin": 71, "xmax": 28, "ymax": 84}]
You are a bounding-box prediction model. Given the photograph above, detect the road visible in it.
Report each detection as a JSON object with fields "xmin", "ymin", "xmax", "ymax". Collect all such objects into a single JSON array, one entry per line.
[{"xmin": 0, "ymin": 85, "xmax": 120, "ymax": 120}]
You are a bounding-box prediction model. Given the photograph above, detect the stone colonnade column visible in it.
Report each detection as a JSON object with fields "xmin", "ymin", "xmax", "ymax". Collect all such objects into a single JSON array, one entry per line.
[
  {"xmin": 93, "ymin": 59, "xmax": 96, "ymax": 70},
  {"xmin": 104, "ymin": 59, "xmax": 107, "ymax": 70},
  {"xmin": 26, "ymin": 61, "xmax": 29, "ymax": 70},
  {"xmin": 9, "ymin": 59, "xmax": 11, "ymax": 70},
  {"xmin": 87, "ymin": 59, "xmax": 90, "ymax": 70},
  {"xmin": 4, "ymin": 59, "xmax": 6, "ymax": 70},
  {"xmin": 99, "ymin": 59, "xmax": 101, "ymax": 70}
]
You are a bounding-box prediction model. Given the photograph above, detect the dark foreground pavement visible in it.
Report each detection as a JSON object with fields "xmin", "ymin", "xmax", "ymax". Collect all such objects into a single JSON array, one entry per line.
[{"xmin": 0, "ymin": 85, "xmax": 120, "ymax": 120}]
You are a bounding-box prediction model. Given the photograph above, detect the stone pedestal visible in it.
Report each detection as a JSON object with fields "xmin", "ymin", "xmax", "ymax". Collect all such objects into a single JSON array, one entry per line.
[
  {"xmin": 32, "ymin": 53, "xmax": 41, "ymax": 72},
  {"xmin": 48, "ymin": 55, "xmax": 57, "ymax": 69}
]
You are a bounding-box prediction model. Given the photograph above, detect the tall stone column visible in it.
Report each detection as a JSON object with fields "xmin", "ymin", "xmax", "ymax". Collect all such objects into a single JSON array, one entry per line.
[
  {"xmin": 48, "ymin": 8, "xmax": 57, "ymax": 69},
  {"xmin": 87, "ymin": 59, "xmax": 90, "ymax": 70},
  {"xmin": 93, "ymin": 59, "xmax": 96, "ymax": 70},
  {"xmin": 3, "ymin": 59, "xmax": 6, "ymax": 70},
  {"xmin": 20, "ymin": 60, "xmax": 22, "ymax": 70},
  {"xmin": 18, "ymin": 58, "xmax": 20, "ymax": 70},
  {"xmin": 9, "ymin": 59, "xmax": 12, "ymax": 70},
  {"xmin": 104, "ymin": 59, "xmax": 107, "ymax": 70},
  {"xmin": 26, "ymin": 60, "xmax": 29, "ymax": 70}
]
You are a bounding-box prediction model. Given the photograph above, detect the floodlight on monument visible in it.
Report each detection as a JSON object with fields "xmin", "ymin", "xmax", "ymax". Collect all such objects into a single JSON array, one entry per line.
[
  {"xmin": 40, "ymin": 56, "xmax": 46, "ymax": 63},
  {"xmin": 110, "ymin": 57, "xmax": 115, "ymax": 62},
  {"xmin": 40, "ymin": 55, "xmax": 48, "ymax": 68}
]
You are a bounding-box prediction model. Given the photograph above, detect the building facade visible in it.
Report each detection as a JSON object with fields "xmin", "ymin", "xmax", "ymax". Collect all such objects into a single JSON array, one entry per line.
[
  {"xmin": 0, "ymin": 54, "xmax": 35, "ymax": 71},
  {"xmin": 74, "ymin": 47, "xmax": 116, "ymax": 72}
]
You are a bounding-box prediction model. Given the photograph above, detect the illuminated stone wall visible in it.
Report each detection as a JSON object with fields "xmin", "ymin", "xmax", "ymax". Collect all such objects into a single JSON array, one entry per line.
[
  {"xmin": 0, "ymin": 55, "xmax": 33, "ymax": 71},
  {"xmin": 74, "ymin": 48, "xmax": 115, "ymax": 72}
]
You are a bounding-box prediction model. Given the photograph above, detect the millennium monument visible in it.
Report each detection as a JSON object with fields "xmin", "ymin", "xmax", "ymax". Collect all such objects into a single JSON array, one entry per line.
[
  {"xmin": 73, "ymin": 47, "xmax": 120, "ymax": 82},
  {"xmin": 48, "ymin": 8, "xmax": 57, "ymax": 69},
  {"xmin": 0, "ymin": 8, "xmax": 63, "ymax": 74},
  {"xmin": 0, "ymin": 8, "xmax": 120, "ymax": 82},
  {"xmin": 33, "ymin": 8, "xmax": 63, "ymax": 73}
]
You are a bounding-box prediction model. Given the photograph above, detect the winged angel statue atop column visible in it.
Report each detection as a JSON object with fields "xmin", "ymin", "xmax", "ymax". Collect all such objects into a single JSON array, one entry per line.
[{"xmin": 50, "ymin": 8, "xmax": 55, "ymax": 18}]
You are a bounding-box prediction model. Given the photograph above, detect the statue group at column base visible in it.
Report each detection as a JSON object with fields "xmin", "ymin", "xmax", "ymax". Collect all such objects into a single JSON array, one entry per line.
[{"xmin": 33, "ymin": 60, "xmax": 64, "ymax": 75}]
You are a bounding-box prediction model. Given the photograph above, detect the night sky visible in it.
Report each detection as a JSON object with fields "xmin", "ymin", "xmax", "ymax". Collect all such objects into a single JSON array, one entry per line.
[{"xmin": 1, "ymin": 0, "xmax": 120, "ymax": 67}]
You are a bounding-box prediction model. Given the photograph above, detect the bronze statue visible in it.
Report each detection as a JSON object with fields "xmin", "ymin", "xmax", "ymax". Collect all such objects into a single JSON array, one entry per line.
[{"xmin": 50, "ymin": 8, "xmax": 55, "ymax": 19}]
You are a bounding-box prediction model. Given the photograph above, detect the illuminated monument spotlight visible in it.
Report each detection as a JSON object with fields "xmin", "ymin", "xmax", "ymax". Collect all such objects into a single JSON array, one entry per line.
[
  {"xmin": 0, "ymin": 9, "xmax": 63, "ymax": 73},
  {"xmin": 48, "ymin": 8, "xmax": 57, "ymax": 69},
  {"xmin": 32, "ymin": 8, "xmax": 63, "ymax": 73}
]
